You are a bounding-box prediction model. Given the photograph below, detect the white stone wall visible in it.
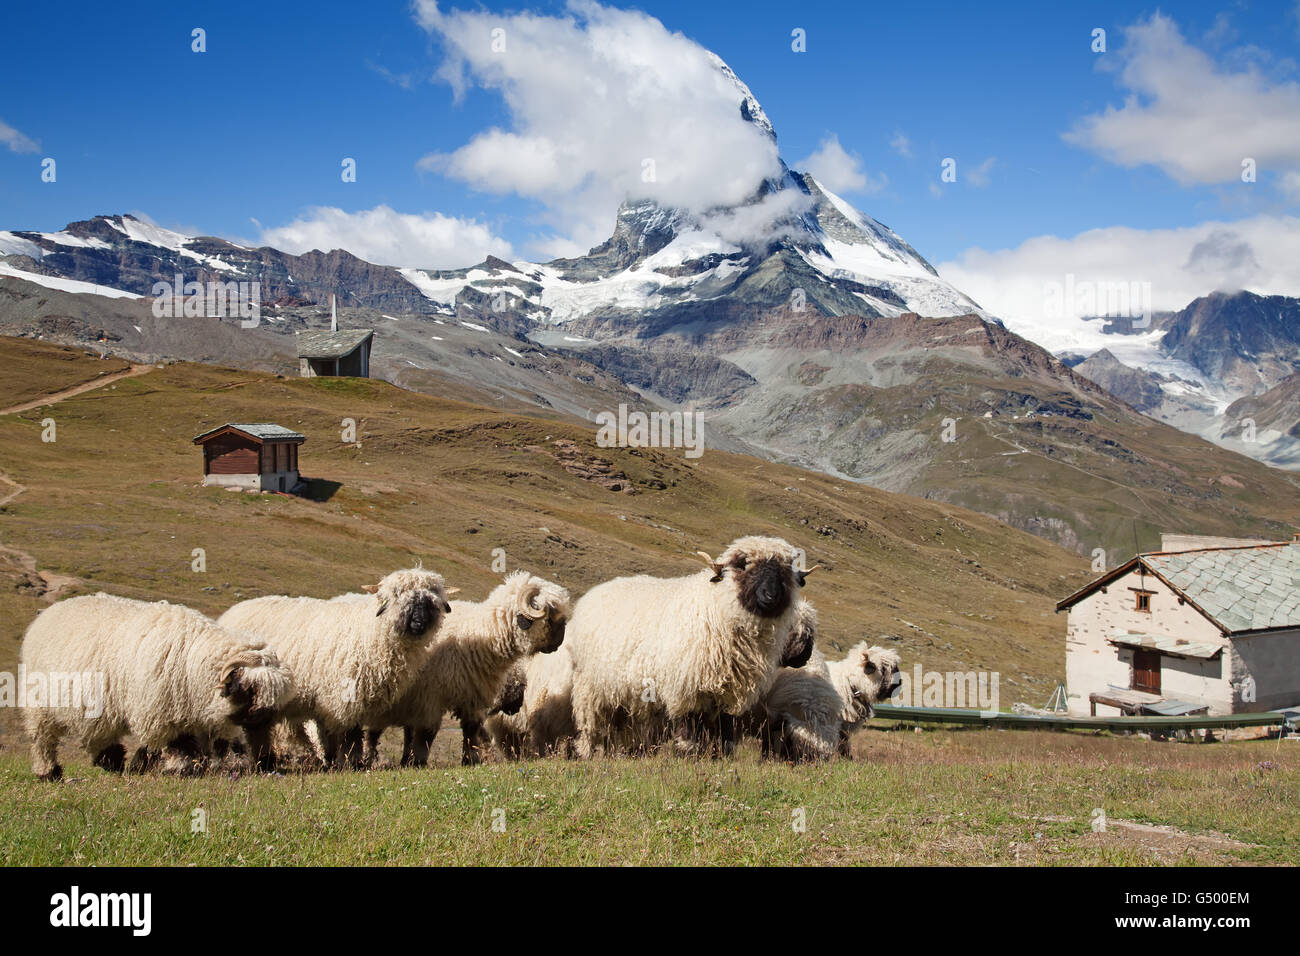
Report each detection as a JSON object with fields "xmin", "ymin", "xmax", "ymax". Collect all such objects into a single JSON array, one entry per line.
[
  {"xmin": 202, "ymin": 469, "xmax": 299, "ymax": 492},
  {"xmin": 1064, "ymin": 565, "xmax": 1231, "ymax": 715}
]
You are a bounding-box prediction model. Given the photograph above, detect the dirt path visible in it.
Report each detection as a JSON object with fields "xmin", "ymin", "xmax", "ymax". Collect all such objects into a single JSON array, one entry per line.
[
  {"xmin": 0, "ymin": 364, "xmax": 155, "ymax": 416},
  {"xmin": 0, "ymin": 472, "xmax": 23, "ymax": 508}
]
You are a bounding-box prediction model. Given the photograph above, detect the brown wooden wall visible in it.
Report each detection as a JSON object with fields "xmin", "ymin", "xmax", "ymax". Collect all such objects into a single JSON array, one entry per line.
[{"xmin": 205, "ymin": 435, "xmax": 260, "ymax": 475}]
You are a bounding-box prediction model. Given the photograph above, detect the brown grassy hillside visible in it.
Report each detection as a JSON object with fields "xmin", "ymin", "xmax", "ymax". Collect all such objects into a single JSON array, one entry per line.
[{"xmin": 0, "ymin": 336, "xmax": 1093, "ymax": 736}]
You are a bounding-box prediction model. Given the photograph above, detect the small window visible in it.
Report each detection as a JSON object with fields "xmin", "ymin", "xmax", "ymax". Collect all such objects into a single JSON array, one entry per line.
[{"xmin": 1135, "ymin": 592, "xmax": 1151, "ymax": 612}]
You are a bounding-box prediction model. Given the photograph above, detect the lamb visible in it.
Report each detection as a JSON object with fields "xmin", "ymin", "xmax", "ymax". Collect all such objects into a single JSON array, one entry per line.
[
  {"xmin": 566, "ymin": 536, "xmax": 817, "ymax": 758},
  {"xmin": 484, "ymin": 642, "xmax": 579, "ymax": 759},
  {"xmin": 218, "ymin": 567, "xmax": 452, "ymax": 769},
  {"xmin": 364, "ymin": 571, "xmax": 571, "ymax": 767},
  {"xmin": 21, "ymin": 593, "xmax": 295, "ymax": 780},
  {"xmin": 756, "ymin": 643, "xmax": 903, "ymax": 762}
]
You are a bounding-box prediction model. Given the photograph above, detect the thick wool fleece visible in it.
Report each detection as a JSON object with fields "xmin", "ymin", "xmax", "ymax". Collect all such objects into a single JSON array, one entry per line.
[
  {"xmin": 22, "ymin": 593, "xmax": 293, "ymax": 780},
  {"xmin": 566, "ymin": 536, "xmax": 807, "ymax": 757},
  {"xmin": 218, "ymin": 568, "xmax": 450, "ymax": 745},
  {"xmin": 367, "ymin": 571, "xmax": 571, "ymax": 765}
]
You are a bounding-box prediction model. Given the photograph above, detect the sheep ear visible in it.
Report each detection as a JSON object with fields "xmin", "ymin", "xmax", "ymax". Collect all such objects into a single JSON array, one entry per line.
[
  {"xmin": 361, "ymin": 584, "xmax": 381, "ymax": 594},
  {"xmin": 696, "ymin": 551, "xmax": 723, "ymax": 582},
  {"xmin": 445, "ymin": 587, "xmax": 461, "ymax": 596}
]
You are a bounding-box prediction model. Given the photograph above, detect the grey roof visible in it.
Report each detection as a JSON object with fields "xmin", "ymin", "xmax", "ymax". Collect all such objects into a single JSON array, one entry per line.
[
  {"xmin": 1108, "ymin": 630, "xmax": 1224, "ymax": 659},
  {"xmin": 296, "ymin": 328, "xmax": 373, "ymax": 359},
  {"xmin": 1143, "ymin": 544, "xmax": 1300, "ymax": 634},
  {"xmin": 193, "ymin": 423, "xmax": 305, "ymax": 443}
]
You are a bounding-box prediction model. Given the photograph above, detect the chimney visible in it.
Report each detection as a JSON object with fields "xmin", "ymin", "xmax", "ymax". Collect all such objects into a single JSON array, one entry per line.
[{"xmin": 331, "ymin": 294, "xmax": 338, "ymax": 332}]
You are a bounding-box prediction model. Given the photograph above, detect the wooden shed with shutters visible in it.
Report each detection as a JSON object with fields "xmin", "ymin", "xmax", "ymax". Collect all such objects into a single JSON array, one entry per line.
[{"xmin": 193, "ymin": 423, "xmax": 305, "ymax": 492}]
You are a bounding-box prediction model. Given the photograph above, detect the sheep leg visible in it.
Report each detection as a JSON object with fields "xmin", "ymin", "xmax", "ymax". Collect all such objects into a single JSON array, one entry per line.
[
  {"xmin": 92, "ymin": 743, "xmax": 127, "ymax": 774},
  {"xmin": 161, "ymin": 734, "xmax": 204, "ymax": 775},
  {"xmin": 128, "ymin": 746, "xmax": 157, "ymax": 774},
  {"xmin": 403, "ymin": 726, "xmax": 435, "ymax": 767},
  {"xmin": 340, "ymin": 725, "xmax": 364, "ymax": 769},
  {"xmin": 362, "ymin": 728, "xmax": 383, "ymax": 767},
  {"xmin": 243, "ymin": 723, "xmax": 277, "ymax": 773},
  {"xmin": 29, "ymin": 721, "xmax": 63, "ymax": 781},
  {"xmin": 718, "ymin": 713, "xmax": 737, "ymax": 758},
  {"xmin": 460, "ymin": 718, "xmax": 484, "ymax": 766},
  {"xmin": 316, "ymin": 727, "xmax": 342, "ymax": 770}
]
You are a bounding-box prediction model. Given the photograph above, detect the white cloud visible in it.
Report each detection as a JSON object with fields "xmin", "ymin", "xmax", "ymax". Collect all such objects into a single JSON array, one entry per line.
[
  {"xmin": 258, "ymin": 205, "xmax": 513, "ymax": 269},
  {"xmin": 1065, "ymin": 13, "xmax": 1300, "ymax": 188},
  {"xmin": 965, "ymin": 157, "xmax": 996, "ymax": 188},
  {"xmin": 937, "ymin": 215, "xmax": 1300, "ymax": 352},
  {"xmin": 0, "ymin": 118, "xmax": 38, "ymax": 154},
  {"xmin": 797, "ymin": 134, "xmax": 884, "ymax": 194},
  {"xmin": 889, "ymin": 131, "xmax": 912, "ymax": 158},
  {"xmin": 413, "ymin": 0, "xmax": 782, "ymax": 247}
]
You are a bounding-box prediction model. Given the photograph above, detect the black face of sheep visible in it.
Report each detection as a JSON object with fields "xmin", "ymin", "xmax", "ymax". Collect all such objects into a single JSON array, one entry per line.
[
  {"xmin": 866, "ymin": 656, "xmax": 904, "ymax": 701},
  {"xmin": 381, "ymin": 590, "xmax": 451, "ymax": 639},
  {"xmin": 733, "ymin": 555, "xmax": 795, "ymax": 619},
  {"xmin": 221, "ymin": 665, "xmax": 274, "ymax": 728},
  {"xmin": 542, "ymin": 613, "xmax": 567, "ymax": 653},
  {"xmin": 779, "ymin": 623, "xmax": 815, "ymax": 668}
]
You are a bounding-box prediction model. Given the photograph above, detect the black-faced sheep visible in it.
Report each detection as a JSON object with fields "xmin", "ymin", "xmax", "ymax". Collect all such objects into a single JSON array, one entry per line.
[
  {"xmin": 757, "ymin": 643, "xmax": 903, "ymax": 761},
  {"xmin": 364, "ymin": 571, "xmax": 571, "ymax": 766},
  {"xmin": 566, "ymin": 536, "xmax": 816, "ymax": 758},
  {"xmin": 218, "ymin": 567, "xmax": 452, "ymax": 770},
  {"xmin": 20, "ymin": 593, "xmax": 295, "ymax": 780}
]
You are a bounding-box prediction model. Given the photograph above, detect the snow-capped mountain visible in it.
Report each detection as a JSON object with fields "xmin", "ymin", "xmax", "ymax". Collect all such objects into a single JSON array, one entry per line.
[{"xmin": 1068, "ymin": 291, "xmax": 1300, "ymax": 467}]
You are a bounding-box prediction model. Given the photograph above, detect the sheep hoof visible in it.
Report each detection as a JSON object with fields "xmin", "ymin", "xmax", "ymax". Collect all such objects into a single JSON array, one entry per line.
[
  {"xmin": 93, "ymin": 744, "xmax": 127, "ymax": 774},
  {"xmin": 36, "ymin": 764, "xmax": 63, "ymax": 782}
]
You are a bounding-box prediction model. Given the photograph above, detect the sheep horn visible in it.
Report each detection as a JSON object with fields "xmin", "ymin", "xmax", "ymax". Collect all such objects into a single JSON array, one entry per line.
[
  {"xmin": 696, "ymin": 551, "xmax": 723, "ymax": 582},
  {"xmin": 520, "ymin": 584, "xmax": 545, "ymax": 618}
]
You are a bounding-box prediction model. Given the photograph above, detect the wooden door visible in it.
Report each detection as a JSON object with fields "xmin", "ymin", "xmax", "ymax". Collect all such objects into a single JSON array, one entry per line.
[{"xmin": 1132, "ymin": 649, "xmax": 1161, "ymax": 694}]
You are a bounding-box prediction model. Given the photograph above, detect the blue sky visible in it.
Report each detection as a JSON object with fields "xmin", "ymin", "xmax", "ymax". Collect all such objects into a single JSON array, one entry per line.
[{"xmin": 2, "ymin": 0, "xmax": 1298, "ymax": 322}]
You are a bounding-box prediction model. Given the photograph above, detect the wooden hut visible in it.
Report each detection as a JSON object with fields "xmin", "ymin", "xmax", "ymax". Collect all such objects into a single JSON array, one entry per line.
[{"xmin": 193, "ymin": 423, "xmax": 305, "ymax": 492}]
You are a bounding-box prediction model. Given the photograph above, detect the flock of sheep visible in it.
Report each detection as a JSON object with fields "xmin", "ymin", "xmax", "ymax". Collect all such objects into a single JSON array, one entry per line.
[{"xmin": 20, "ymin": 535, "xmax": 903, "ymax": 780}]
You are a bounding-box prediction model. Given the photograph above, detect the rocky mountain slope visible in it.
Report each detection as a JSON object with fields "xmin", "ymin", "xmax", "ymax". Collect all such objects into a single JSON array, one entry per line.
[
  {"xmin": 1071, "ymin": 291, "xmax": 1300, "ymax": 468},
  {"xmin": 2, "ymin": 54, "xmax": 1297, "ymax": 558}
]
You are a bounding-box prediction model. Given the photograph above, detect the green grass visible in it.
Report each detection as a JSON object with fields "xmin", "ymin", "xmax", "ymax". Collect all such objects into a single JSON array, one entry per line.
[{"xmin": 0, "ymin": 728, "xmax": 1293, "ymax": 866}]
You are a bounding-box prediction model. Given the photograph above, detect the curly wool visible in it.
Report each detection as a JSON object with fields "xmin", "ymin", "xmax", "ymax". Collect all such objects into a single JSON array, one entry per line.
[
  {"xmin": 368, "ymin": 571, "xmax": 571, "ymax": 765},
  {"xmin": 485, "ymin": 642, "xmax": 579, "ymax": 759},
  {"xmin": 567, "ymin": 536, "xmax": 806, "ymax": 756},
  {"xmin": 759, "ymin": 642, "xmax": 903, "ymax": 761},
  {"xmin": 218, "ymin": 568, "xmax": 450, "ymax": 741},
  {"xmin": 21, "ymin": 593, "xmax": 294, "ymax": 779}
]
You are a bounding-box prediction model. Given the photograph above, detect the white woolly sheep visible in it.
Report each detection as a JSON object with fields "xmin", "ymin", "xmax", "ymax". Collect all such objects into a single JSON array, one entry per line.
[
  {"xmin": 485, "ymin": 642, "xmax": 579, "ymax": 759},
  {"xmin": 566, "ymin": 536, "xmax": 817, "ymax": 758},
  {"xmin": 218, "ymin": 567, "xmax": 452, "ymax": 770},
  {"xmin": 21, "ymin": 593, "xmax": 295, "ymax": 780},
  {"xmin": 365, "ymin": 571, "xmax": 571, "ymax": 767},
  {"xmin": 757, "ymin": 643, "xmax": 903, "ymax": 762}
]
